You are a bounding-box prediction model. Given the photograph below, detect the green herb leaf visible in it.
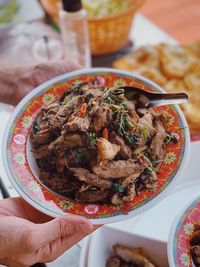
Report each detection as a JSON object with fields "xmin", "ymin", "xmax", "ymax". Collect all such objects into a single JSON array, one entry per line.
[
  {"xmin": 112, "ymin": 182, "xmax": 125, "ymax": 193},
  {"xmin": 87, "ymin": 132, "xmax": 98, "ymax": 148},
  {"xmin": 76, "ymin": 148, "xmax": 87, "ymax": 161},
  {"xmin": 164, "ymin": 131, "xmax": 178, "ymax": 144},
  {"xmin": 33, "ymin": 124, "xmax": 40, "ymax": 134},
  {"xmin": 141, "ymin": 126, "xmax": 149, "ymax": 142}
]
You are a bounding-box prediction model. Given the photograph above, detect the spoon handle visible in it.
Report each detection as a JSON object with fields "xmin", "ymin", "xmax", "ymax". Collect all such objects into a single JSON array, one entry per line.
[{"xmin": 147, "ymin": 92, "xmax": 188, "ymax": 108}]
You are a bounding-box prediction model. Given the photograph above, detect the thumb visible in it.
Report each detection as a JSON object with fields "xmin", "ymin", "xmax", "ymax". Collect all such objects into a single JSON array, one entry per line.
[
  {"xmin": 33, "ymin": 215, "xmax": 93, "ymax": 262},
  {"xmin": 35, "ymin": 214, "xmax": 93, "ymax": 246}
]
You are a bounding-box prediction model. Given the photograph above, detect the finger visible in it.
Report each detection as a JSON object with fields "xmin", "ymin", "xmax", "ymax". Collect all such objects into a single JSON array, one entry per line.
[
  {"xmin": 35, "ymin": 214, "xmax": 93, "ymax": 246},
  {"xmin": 34, "ymin": 215, "xmax": 93, "ymax": 262}
]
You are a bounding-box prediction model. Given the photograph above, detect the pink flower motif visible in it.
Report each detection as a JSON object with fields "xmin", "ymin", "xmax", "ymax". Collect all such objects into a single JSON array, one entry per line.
[
  {"xmin": 14, "ymin": 134, "xmax": 26, "ymax": 145},
  {"xmin": 84, "ymin": 205, "xmax": 99, "ymax": 214},
  {"xmin": 96, "ymin": 76, "xmax": 105, "ymax": 88}
]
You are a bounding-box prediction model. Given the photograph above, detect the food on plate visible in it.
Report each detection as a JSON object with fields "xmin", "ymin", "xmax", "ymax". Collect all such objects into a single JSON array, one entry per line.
[
  {"xmin": 106, "ymin": 244, "xmax": 156, "ymax": 267},
  {"xmin": 190, "ymin": 223, "xmax": 200, "ymax": 267},
  {"xmin": 113, "ymin": 40, "xmax": 200, "ymax": 135},
  {"xmin": 31, "ymin": 79, "xmax": 178, "ymax": 205},
  {"xmin": 82, "ymin": 0, "xmax": 132, "ymax": 18}
]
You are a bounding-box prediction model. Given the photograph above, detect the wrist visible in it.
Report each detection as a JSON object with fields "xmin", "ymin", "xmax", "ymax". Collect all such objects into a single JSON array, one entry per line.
[{"xmin": 0, "ymin": 65, "xmax": 16, "ymax": 105}]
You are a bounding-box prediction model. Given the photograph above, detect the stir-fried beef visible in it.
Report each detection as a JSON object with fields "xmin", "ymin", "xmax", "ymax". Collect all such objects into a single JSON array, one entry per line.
[
  {"xmin": 150, "ymin": 120, "xmax": 166, "ymax": 161},
  {"xmin": 92, "ymin": 155, "xmax": 150, "ymax": 179},
  {"xmin": 70, "ymin": 168, "xmax": 112, "ymax": 189},
  {"xmin": 136, "ymin": 113, "xmax": 156, "ymax": 144},
  {"xmin": 76, "ymin": 189, "xmax": 109, "ymax": 203},
  {"xmin": 89, "ymin": 102, "xmax": 112, "ymax": 132},
  {"xmin": 109, "ymin": 131, "xmax": 132, "ymax": 159},
  {"xmin": 63, "ymin": 112, "xmax": 91, "ymax": 132},
  {"xmin": 31, "ymin": 79, "xmax": 176, "ymax": 205}
]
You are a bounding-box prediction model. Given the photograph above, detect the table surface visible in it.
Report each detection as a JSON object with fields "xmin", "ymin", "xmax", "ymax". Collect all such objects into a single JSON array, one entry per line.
[
  {"xmin": 140, "ymin": 0, "xmax": 200, "ymax": 44},
  {"xmin": 0, "ymin": 12, "xmax": 200, "ymax": 267}
]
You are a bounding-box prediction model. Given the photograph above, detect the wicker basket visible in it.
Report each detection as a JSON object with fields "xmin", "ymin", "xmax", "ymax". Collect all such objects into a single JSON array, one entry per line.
[{"xmin": 40, "ymin": 0, "xmax": 144, "ymax": 55}]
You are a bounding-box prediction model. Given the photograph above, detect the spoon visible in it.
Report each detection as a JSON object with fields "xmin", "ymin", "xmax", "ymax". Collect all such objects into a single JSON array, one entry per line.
[{"xmin": 112, "ymin": 86, "xmax": 188, "ymax": 108}]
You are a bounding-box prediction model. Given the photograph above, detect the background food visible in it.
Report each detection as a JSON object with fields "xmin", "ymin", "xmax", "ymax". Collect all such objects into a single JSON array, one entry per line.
[
  {"xmin": 106, "ymin": 244, "xmax": 156, "ymax": 267},
  {"xmin": 113, "ymin": 41, "xmax": 200, "ymax": 135}
]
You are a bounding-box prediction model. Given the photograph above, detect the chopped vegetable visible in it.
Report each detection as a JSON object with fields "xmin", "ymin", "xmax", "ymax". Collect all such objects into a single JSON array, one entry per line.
[
  {"xmin": 102, "ymin": 128, "xmax": 109, "ymax": 139},
  {"xmin": 87, "ymin": 131, "xmax": 98, "ymax": 148},
  {"xmin": 33, "ymin": 123, "xmax": 40, "ymax": 134},
  {"xmin": 164, "ymin": 131, "xmax": 179, "ymax": 144},
  {"xmin": 80, "ymin": 103, "xmax": 87, "ymax": 118},
  {"xmin": 112, "ymin": 182, "xmax": 125, "ymax": 193},
  {"xmin": 76, "ymin": 148, "xmax": 87, "ymax": 161}
]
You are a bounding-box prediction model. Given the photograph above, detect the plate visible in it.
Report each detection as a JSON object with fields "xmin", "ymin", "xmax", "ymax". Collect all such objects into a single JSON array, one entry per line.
[
  {"xmin": 2, "ymin": 68, "xmax": 190, "ymax": 224},
  {"xmin": 88, "ymin": 226, "xmax": 168, "ymax": 267},
  {"xmin": 168, "ymin": 194, "xmax": 200, "ymax": 267},
  {"xmin": 130, "ymin": 184, "xmax": 200, "ymax": 242}
]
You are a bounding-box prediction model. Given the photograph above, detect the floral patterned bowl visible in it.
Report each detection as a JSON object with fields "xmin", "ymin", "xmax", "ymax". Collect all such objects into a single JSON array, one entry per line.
[
  {"xmin": 2, "ymin": 68, "xmax": 190, "ymax": 224},
  {"xmin": 168, "ymin": 194, "xmax": 200, "ymax": 267}
]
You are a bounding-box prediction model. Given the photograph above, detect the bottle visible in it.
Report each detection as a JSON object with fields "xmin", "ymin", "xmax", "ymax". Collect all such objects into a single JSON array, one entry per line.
[{"xmin": 59, "ymin": 0, "xmax": 91, "ymax": 68}]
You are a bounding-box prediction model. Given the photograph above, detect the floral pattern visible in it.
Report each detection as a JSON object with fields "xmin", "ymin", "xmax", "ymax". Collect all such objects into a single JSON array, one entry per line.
[
  {"xmin": 113, "ymin": 79, "xmax": 127, "ymax": 88},
  {"xmin": 184, "ymin": 223, "xmax": 194, "ymax": 236},
  {"xmin": 171, "ymin": 196, "xmax": 200, "ymax": 267},
  {"xmin": 28, "ymin": 181, "xmax": 41, "ymax": 192},
  {"xmin": 180, "ymin": 253, "xmax": 191, "ymax": 266},
  {"xmin": 14, "ymin": 152, "xmax": 25, "ymax": 165},
  {"xmin": 42, "ymin": 93, "xmax": 55, "ymax": 105},
  {"xmin": 165, "ymin": 152, "xmax": 177, "ymax": 164},
  {"xmin": 4, "ymin": 71, "xmax": 187, "ymax": 221},
  {"xmin": 21, "ymin": 116, "xmax": 33, "ymax": 129},
  {"xmin": 59, "ymin": 200, "xmax": 74, "ymax": 211}
]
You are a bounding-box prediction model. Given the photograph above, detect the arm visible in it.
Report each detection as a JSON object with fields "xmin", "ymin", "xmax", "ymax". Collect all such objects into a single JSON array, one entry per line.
[{"xmin": 0, "ymin": 60, "xmax": 79, "ymax": 105}]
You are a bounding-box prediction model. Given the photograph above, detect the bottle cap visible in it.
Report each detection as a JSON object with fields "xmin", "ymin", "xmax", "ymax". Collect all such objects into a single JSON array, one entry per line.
[{"xmin": 62, "ymin": 0, "xmax": 82, "ymax": 12}]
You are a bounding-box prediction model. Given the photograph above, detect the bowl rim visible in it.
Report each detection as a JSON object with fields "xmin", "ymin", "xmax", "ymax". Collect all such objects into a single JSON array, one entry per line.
[
  {"xmin": 167, "ymin": 193, "xmax": 200, "ymax": 267},
  {"xmin": 2, "ymin": 67, "xmax": 190, "ymax": 224}
]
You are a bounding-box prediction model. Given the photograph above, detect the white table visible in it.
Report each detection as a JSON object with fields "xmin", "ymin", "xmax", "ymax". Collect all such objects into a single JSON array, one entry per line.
[{"xmin": 0, "ymin": 13, "xmax": 199, "ymax": 267}]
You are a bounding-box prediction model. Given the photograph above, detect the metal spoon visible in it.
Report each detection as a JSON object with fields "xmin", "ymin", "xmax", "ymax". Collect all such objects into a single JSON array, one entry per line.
[{"xmin": 112, "ymin": 86, "xmax": 188, "ymax": 108}]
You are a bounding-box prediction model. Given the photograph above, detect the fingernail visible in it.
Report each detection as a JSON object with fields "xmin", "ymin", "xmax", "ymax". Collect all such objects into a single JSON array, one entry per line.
[{"xmin": 76, "ymin": 221, "xmax": 93, "ymax": 234}]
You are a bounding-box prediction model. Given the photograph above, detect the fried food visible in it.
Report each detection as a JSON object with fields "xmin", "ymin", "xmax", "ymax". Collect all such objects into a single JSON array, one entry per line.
[
  {"xmin": 106, "ymin": 244, "xmax": 157, "ymax": 267},
  {"xmin": 136, "ymin": 66, "xmax": 167, "ymax": 87},
  {"xmin": 31, "ymin": 80, "xmax": 173, "ymax": 205},
  {"xmin": 113, "ymin": 40, "xmax": 200, "ymax": 135},
  {"xmin": 160, "ymin": 46, "xmax": 197, "ymax": 79},
  {"xmin": 113, "ymin": 46, "xmax": 160, "ymax": 71}
]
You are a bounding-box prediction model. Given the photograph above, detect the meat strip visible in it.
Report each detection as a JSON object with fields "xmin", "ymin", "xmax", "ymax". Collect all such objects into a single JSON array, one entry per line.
[
  {"xmin": 136, "ymin": 113, "xmax": 156, "ymax": 144},
  {"xmin": 70, "ymin": 168, "xmax": 112, "ymax": 189},
  {"xmin": 63, "ymin": 112, "xmax": 91, "ymax": 132},
  {"xmin": 92, "ymin": 155, "xmax": 150, "ymax": 179},
  {"xmin": 76, "ymin": 189, "xmax": 109, "ymax": 203},
  {"xmin": 49, "ymin": 133, "xmax": 84, "ymax": 151},
  {"xmin": 150, "ymin": 120, "xmax": 166, "ymax": 161},
  {"xmin": 89, "ymin": 102, "xmax": 112, "ymax": 132},
  {"xmin": 109, "ymin": 131, "xmax": 132, "ymax": 159}
]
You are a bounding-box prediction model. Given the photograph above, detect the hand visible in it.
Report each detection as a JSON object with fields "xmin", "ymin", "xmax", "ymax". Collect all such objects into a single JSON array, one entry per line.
[
  {"xmin": 0, "ymin": 60, "xmax": 80, "ymax": 106},
  {"xmin": 0, "ymin": 197, "xmax": 93, "ymax": 267}
]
